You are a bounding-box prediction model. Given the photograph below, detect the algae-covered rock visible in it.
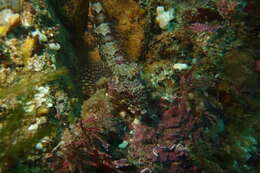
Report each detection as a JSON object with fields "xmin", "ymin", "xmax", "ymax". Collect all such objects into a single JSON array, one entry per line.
[
  {"xmin": 0, "ymin": 0, "xmax": 82, "ymax": 171},
  {"xmin": 143, "ymin": 60, "xmax": 177, "ymax": 100},
  {"xmin": 81, "ymin": 89, "xmax": 114, "ymax": 119},
  {"xmin": 0, "ymin": 0, "xmax": 259, "ymax": 172}
]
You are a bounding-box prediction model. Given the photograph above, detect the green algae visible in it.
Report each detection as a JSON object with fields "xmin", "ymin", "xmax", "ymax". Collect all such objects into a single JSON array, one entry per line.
[
  {"xmin": 0, "ymin": 105, "xmax": 55, "ymax": 172},
  {"xmin": 0, "ymin": 68, "xmax": 67, "ymax": 100}
]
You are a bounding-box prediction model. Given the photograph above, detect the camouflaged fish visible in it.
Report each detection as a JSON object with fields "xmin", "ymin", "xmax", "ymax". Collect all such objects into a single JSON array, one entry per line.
[{"xmin": 88, "ymin": 1, "xmax": 150, "ymax": 115}]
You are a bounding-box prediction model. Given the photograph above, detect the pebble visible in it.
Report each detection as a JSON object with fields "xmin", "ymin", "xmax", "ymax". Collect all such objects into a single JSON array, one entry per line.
[{"xmin": 118, "ymin": 140, "xmax": 129, "ymax": 149}]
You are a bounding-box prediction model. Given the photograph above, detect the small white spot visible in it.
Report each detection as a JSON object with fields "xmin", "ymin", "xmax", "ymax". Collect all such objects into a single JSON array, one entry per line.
[
  {"xmin": 49, "ymin": 43, "xmax": 61, "ymax": 50},
  {"xmin": 173, "ymin": 63, "xmax": 188, "ymax": 70}
]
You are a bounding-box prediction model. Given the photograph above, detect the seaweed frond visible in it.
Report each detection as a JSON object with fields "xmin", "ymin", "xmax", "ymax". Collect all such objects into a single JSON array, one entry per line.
[{"xmin": 0, "ymin": 68, "xmax": 67, "ymax": 100}]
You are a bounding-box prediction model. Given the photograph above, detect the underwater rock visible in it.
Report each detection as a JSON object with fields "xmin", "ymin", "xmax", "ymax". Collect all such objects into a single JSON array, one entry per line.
[
  {"xmin": 143, "ymin": 60, "xmax": 176, "ymax": 100},
  {"xmin": 0, "ymin": 0, "xmax": 259, "ymax": 172},
  {"xmin": 81, "ymin": 89, "xmax": 114, "ymax": 118},
  {"xmin": 0, "ymin": 0, "xmax": 80, "ymax": 171}
]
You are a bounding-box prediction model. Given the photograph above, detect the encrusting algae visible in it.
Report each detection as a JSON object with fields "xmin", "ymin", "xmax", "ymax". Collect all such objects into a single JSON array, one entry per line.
[{"xmin": 21, "ymin": 36, "xmax": 39, "ymax": 61}]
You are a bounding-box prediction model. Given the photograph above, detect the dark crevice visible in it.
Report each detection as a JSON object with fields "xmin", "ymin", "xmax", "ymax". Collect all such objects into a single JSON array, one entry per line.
[{"xmin": 45, "ymin": 0, "xmax": 91, "ymax": 97}]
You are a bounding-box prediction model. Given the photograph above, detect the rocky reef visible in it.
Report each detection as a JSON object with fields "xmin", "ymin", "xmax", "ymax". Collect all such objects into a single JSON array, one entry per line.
[{"xmin": 0, "ymin": 0, "xmax": 259, "ymax": 173}]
